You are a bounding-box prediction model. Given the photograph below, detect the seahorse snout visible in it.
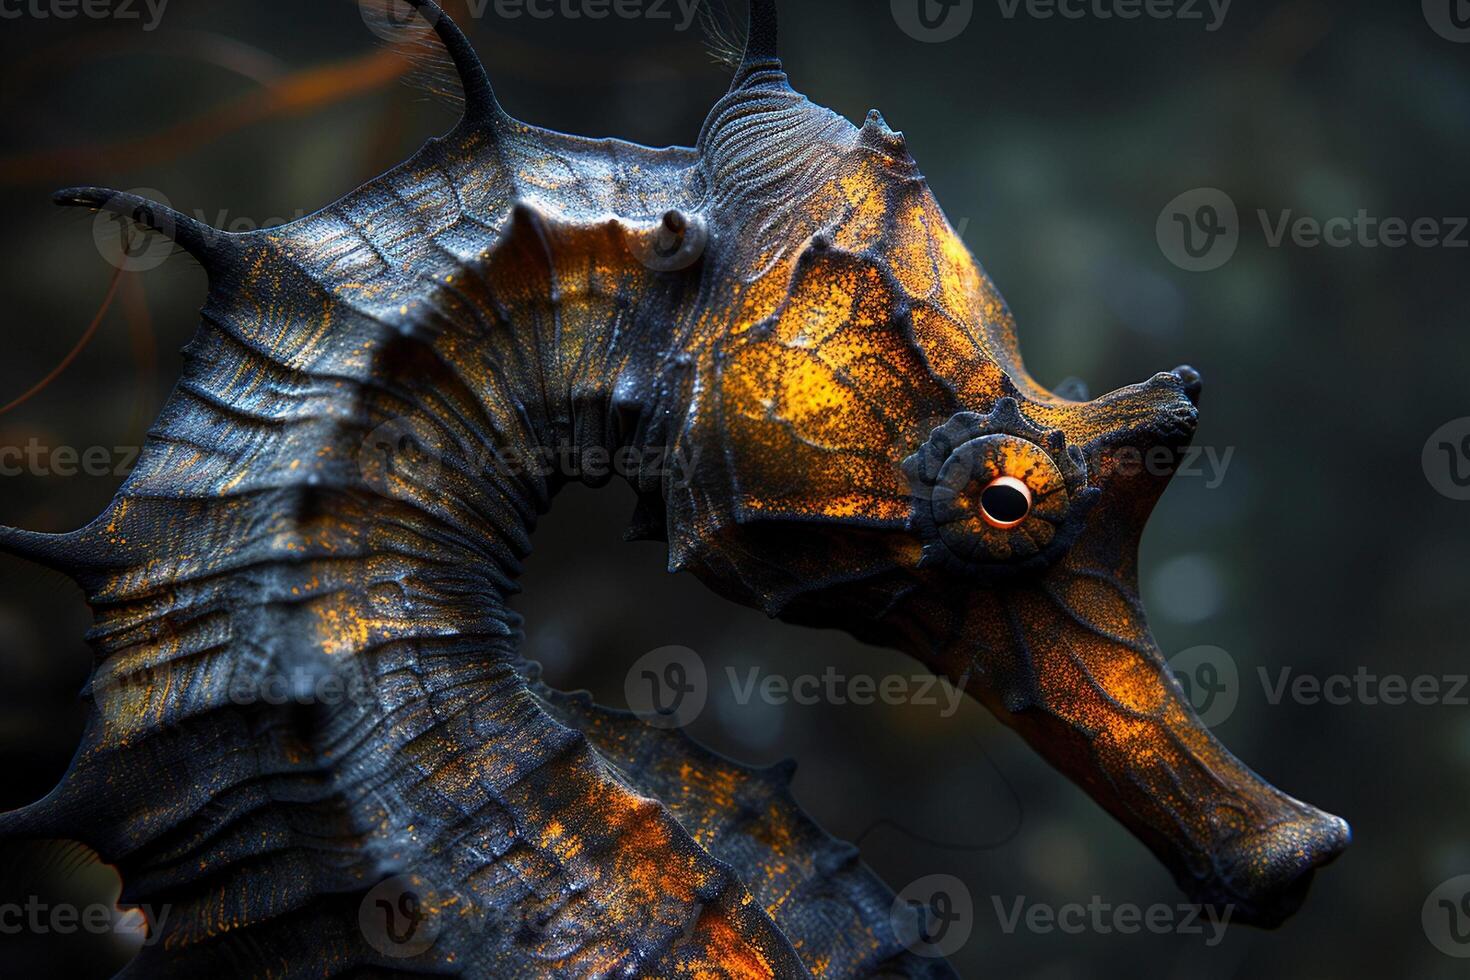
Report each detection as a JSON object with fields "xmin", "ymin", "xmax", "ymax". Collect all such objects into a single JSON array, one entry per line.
[
  {"xmin": 1195, "ymin": 806, "xmax": 1351, "ymax": 927},
  {"xmin": 939, "ymin": 463, "xmax": 1351, "ymax": 931},
  {"xmin": 1171, "ymin": 364, "xmax": 1203, "ymax": 405}
]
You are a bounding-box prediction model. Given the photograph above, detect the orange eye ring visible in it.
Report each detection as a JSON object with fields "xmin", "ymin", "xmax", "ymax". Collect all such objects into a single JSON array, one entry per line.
[
  {"xmin": 904, "ymin": 400, "xmax": 1096, "ymax": 577},
  {"xmin": 978, "ymin": 475, "xmax": 1032, "ymax": 530}
]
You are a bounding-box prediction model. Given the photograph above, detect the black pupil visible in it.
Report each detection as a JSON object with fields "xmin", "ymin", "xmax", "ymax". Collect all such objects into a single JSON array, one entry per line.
[{"xmin": 980, "ymin": 483, "xmax": 1029, "ymax": 524}]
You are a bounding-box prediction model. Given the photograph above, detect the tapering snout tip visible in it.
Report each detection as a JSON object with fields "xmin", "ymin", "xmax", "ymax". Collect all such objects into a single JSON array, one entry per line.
[
  {"xmin": 1197, "ymin": 809, "xmax": 1351, "ymax": 928},
  {"xmin": 1171, "ymin": 364, "xmax": 1203, "ymax": 406}
]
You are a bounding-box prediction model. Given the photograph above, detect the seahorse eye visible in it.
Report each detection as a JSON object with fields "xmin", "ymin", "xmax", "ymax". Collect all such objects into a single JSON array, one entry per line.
[
  {"xmin": 902, "ymin": 399, "xmax": 1098, "ymax": 576},
  {"xmin": 978, "ymin": 476, "xmax": 1032, "ymax": 529}
]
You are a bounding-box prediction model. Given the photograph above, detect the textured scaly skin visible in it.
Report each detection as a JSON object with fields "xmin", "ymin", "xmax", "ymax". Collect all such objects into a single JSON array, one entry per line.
[{"xmin": 0, "ymin": 2, "xmax": 1347, "ymax": 976}]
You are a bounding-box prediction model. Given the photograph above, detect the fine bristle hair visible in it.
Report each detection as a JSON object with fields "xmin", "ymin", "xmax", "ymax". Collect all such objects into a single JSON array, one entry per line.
[
  {"xmin": 700, "ymin": 0, "xmax": 745, "ymax": 69},
  {"xmin": 359, "ymin": 0, "xmax": 468, "ymax": 109}
]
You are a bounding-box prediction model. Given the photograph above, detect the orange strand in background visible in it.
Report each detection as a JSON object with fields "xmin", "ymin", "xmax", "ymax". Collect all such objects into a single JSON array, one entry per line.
[{"xmin": 0, "ymin": 240, "xmax": 129, "ymax": 417}]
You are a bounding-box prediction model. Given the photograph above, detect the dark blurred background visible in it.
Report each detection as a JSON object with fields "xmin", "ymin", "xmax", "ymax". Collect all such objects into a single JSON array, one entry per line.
[{"xmin": 0, "ymin": 0, "xmax": 1466, "ymax": 976}]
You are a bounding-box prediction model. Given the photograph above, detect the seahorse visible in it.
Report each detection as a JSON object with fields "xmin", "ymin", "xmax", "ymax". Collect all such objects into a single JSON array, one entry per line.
[{"xmin": 0, "ymin": 2, "xmax": 1348, "ymax": 976}]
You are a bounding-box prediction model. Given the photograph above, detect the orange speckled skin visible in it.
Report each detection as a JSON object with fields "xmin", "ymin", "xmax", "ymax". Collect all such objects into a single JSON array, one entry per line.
[{"xmin": 0, "ymin": 2, "xmax": 1346, "ymax": 976}]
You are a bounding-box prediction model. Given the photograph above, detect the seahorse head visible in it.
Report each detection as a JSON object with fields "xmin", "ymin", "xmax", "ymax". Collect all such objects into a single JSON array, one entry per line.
[{"xmin": 655, "ymin": 2, "xmax": 1348, "ymax": 928}]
